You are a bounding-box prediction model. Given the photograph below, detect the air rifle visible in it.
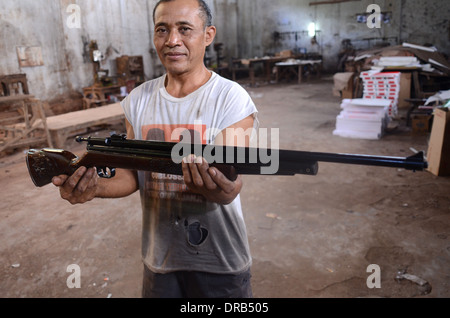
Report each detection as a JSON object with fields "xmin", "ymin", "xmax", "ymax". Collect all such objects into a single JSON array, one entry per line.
[{"xmin": 26, "ymin": 134, "xmax": 428, "ymax": 187}]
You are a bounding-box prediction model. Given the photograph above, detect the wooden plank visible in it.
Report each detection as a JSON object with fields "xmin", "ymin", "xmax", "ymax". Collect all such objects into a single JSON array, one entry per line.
[
  {"xmin": 0, "ymin": 95, "xmax": 34, "ymax": 105},
  {"xmin": 46, "ymin": 103, "xmax": 124, "ymax": 130}
]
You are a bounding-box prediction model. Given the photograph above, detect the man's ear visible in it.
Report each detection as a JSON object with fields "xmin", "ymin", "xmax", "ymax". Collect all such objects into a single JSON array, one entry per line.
[{"xmin": 205, "ymin": 26, "xmax": 216, "ymax": 46}]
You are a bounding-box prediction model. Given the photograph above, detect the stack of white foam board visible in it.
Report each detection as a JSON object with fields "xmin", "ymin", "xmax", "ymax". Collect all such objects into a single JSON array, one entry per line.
[
  {"xmin": 333, "ymin": 98, "xmax": 390, "ymax": 140},
  {"xmin": 360, "ymin": 71, "xmax": 401, "ymax": 118},
  {"xmin": 376, "ymin": 56, "xmax": 421, "ymax": 68}
]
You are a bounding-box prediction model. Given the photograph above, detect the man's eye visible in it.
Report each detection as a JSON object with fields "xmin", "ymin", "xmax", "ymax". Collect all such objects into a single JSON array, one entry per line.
[
  {"xmin": 156, "ymin": 28, "xmax": 167, "ymax": 33},
  {"xmin": 180, "ymin": 27, "xmax": 191, "ymax": 33}
]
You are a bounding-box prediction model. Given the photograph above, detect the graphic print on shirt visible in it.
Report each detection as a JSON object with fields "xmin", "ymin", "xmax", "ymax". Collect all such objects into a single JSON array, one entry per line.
[{"xmin": 142, "ymin": 124, "xmax": 207, "ymax": 204}]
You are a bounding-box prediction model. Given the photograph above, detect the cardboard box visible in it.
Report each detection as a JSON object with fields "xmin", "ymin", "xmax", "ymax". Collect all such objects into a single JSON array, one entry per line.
[
  {"xmin": 427, "ymin": 108, "xmax": 450, "ymax": 176},
  {"xmin": 411, "ymin": 113, "xmax": 431, "ymax": 135},
  {"xmin": 398, "ymin": 72, "xmax": 411, "ymax": 109},
  {"xmin": 333, "ymin": 72, "xmax": 354, "ymax": 99},
  {"xmin": 360, "ymin": 71, "xmax": 401, "ymax": 118},
  {"xmin": 341, "ymin": 76, "xmax": 354, "ymax": 99}
]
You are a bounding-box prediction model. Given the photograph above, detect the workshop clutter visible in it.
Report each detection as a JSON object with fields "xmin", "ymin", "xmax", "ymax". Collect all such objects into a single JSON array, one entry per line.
[
  {"xmin": 0, "ymin": 74, "xmax": 53, "ymax": 154},
  {"xmin": 332, "ymin": 42, "xmax": 450, "ymax": 143},
  {"xmin": 349, "ymin": 43, "xmax": 450, "ymax": 77},
  {"xmin": 360, "ymin": 71, "xmax": 401, "ymax": 118},
  {"xmin": 333, "ymin": 98, "xmax": 390, "ymax": 140},
  {"xmin": 338, "ymin": 43, "xmax": 450, "ymax": 102},
  {"xmin": 82, "ymin": 54, "xmax": 144, "ymax": 109}
]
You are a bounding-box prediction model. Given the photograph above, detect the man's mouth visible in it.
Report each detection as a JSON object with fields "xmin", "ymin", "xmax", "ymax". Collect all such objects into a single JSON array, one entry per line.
[{"xmin": 165, "ymin": 52, "xmax": 186, "ymax": 59}]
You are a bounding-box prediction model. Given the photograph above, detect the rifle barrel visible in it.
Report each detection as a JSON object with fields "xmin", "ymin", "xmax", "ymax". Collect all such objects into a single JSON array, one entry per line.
[
  {"xmin": 277, "ymin": 149, "xmax": 427, "ymax": 171},
  {"xmin": 78, "ymin": 135, "xmax": 428, "ymax": 173}
]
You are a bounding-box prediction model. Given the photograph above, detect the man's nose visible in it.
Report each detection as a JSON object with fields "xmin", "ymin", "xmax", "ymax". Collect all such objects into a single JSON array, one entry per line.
[{"xmin": 165, "ymin": 30, "xmax": 181, "ymax": 47}]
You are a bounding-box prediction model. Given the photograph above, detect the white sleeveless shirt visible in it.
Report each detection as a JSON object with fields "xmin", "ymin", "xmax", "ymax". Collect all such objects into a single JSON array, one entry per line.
[{"xmin": 121, "ymin": 72, "xmax": 258, "ymax": 274}]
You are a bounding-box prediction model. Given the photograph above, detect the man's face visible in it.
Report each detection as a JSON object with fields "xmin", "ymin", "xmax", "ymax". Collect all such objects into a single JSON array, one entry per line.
[{"xmin": 153, "ymin": 0, "xmax": 215, "ymax": 76}]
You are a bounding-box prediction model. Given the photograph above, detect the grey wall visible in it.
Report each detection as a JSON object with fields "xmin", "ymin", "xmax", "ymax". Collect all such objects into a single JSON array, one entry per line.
[
  {"xmin": 0, "ymin": 0, "xmax": 449, "ymax": 102},
  {"xmin": 0, "ymin": 0, "xmax": 159, "ymax": 102}
]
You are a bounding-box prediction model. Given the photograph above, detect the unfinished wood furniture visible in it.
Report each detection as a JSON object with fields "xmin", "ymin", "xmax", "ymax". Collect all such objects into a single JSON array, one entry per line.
[
  {"xmin": 46, "ymin": 103, "xmax": 125, "ymax": 148},
  {"xmin": 82, "ymin": 84, "xmax": 122, "ymax": 109},
  {"xmin": 0, "ymin": 95, "xmax": 53, "ymax": 153},
  {"xmin": 0, "ymin": 74, "xmax": 30, "ymax": 96}
]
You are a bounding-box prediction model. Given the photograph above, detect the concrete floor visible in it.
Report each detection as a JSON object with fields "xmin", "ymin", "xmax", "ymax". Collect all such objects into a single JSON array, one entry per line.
[{"xmin": 1, "ymin": 77, "xmax": 449, "ymax": 298}]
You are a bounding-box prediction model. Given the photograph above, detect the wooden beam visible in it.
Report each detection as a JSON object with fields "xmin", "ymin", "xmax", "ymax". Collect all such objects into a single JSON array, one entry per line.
[{"xmin": 309, "ymin": 0, "xmax": 360, "ymax": 6}]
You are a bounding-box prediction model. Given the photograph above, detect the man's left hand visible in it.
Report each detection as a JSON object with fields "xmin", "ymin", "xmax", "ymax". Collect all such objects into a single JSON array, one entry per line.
[{"xmin": 182, "ymin": 154, "xmax": 242, "ymax": 205}]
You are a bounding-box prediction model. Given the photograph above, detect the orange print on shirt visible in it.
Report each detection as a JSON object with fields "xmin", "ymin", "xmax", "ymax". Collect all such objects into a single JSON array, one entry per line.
[{"xmin": 141, "ymin": 124, "xmax": 207, "ymax": 204}]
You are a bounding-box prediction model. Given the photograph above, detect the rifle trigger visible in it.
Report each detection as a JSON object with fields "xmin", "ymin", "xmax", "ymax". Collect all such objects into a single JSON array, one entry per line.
[{"xmin": 97, "ymin": 167, "xmax": 116, "ymax": 179}]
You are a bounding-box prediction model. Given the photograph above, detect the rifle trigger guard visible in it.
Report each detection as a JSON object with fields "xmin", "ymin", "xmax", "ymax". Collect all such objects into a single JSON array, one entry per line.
[{"xmin": 97, "ymin": 167, "xmax": 116, "ymax": 179}]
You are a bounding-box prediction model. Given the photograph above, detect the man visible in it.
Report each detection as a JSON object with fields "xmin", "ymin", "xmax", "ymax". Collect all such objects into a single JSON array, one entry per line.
[{"xmin": 52, "ymin": 0, "xmax": 258, "ymax": 298}]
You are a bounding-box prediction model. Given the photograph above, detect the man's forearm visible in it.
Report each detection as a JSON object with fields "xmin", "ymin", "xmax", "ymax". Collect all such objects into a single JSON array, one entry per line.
[{"xmin": 95, "ymin": 168, "xmax": 139, "ymax": 199}]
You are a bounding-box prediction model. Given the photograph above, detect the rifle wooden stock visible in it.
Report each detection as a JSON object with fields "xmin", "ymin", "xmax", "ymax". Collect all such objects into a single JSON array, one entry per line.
[
  {"xmin": 26, "ymin": 148, "xmax": 240, "ymax": 187},
  {"xmin": 26, "ymin": 134, "xmax": 427, "ymax": 187}
]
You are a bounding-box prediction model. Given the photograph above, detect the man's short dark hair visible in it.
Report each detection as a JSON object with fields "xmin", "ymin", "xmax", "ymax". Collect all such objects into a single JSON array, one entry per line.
[{"xmin": 153, "ymin": 0, "xmax": 213, "ymax": 28}]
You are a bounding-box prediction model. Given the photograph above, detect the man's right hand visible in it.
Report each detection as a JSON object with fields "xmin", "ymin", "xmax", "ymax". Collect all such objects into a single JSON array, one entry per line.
[{"xmin": 52, "ymin": 166, "xmax": 99, "ymax": 205}]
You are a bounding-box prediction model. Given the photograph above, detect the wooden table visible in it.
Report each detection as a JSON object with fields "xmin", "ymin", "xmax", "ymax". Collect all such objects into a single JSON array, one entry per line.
[
  {"xmin": 243, "ymin": 56, "xmax": 291, "ymax": 86},
  {"xmin": 46, "ymin": 103, "xmax": 125, "ymax": 148},
  {"xmin": 275, "ymin": 60, "xmax": 322, "ymax": 84},
  {"xmin": 0, "ymin": 95, "xmax": 53, "ymax": 152}
]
